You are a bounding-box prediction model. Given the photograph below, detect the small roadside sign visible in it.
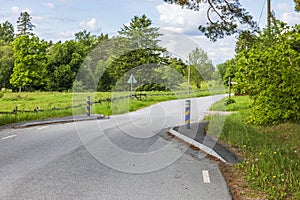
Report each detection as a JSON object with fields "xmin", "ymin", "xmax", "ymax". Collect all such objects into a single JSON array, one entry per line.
[
  {"xmin": 128, "ymin": 74, "xmax": 137, "ymax": 99},
  {"xmin": 127, "ymin": 74, "xmax": 137, "ymax": 84}
]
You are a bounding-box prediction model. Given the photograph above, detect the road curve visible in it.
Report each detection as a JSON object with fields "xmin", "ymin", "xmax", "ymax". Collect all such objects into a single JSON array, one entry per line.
[{"xmin": 0, "ymin": 95, "xmax": 231, "ymax": 200}]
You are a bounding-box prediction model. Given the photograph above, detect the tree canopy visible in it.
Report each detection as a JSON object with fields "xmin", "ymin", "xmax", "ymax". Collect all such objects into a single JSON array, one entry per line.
[
  {"xmin": 221, "ymin": 21, "xmax": 300, "ymax": 124},
  {"xmin": 163, "ymin": 0, "xmax": 258, "ymax": 41},
  {"xmin": 17, "ymin": 11, "xmax": 35, "ymax": 36},
  {"xmin": 0, "ymin": 21, "xmax": 15, "ymax": 44}
]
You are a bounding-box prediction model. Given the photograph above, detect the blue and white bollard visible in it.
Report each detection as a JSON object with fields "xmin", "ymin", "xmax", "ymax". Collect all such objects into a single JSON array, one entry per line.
[
  {"xmin": 86, "ymin": 96, "xmax": 91, "ymax": 116},
  {"xmin": 185, "ymin": 100, "xmax": 191, "ymax": 129}
]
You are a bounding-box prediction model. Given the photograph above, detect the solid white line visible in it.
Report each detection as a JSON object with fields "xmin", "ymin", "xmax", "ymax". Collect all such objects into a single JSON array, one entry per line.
[
  {"xmin": 202, "ymin": 170, "xmax": 211, "ymax": 183},
  {"xmin": 1, "ymin": 134, "xmax": 17, "ymax": 140}
]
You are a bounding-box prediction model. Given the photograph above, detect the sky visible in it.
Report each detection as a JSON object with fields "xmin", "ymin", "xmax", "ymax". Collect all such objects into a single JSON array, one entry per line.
[{"xmin": 0, "ymin": 0, "xmax": 299, "ymax": 64}]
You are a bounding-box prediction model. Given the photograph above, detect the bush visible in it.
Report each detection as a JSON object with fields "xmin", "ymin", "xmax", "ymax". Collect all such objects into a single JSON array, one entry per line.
[
  {"xmin": 235, "ymin": 22, "xmax": 300, "ymax": 124},
  {"xmin": 135, "ymin": 83, "xmax": 170, "ymax": 91}
]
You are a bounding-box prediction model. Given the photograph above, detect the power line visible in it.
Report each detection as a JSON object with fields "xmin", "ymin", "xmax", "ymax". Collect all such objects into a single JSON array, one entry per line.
[{"xmin": 258, "ymin": 0, "xmax": 267, "ymax": 26}]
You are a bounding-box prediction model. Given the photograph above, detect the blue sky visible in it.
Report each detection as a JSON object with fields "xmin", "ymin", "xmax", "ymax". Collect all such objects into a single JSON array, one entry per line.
[{"xmin": 0, "ymin": 0, "xmax": 299, "ymax": 64}]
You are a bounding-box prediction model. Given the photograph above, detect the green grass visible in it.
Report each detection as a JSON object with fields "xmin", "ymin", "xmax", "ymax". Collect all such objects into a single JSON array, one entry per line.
[
  {"xmin": 209, "ymin": 96, "xmax": 300, "ymax": 199},
  {"xmin": 0, "ymin": 90, "xmax": 225, "ymax": 126}
]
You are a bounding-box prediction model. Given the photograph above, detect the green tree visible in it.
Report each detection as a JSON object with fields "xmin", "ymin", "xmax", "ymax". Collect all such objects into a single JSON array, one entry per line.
[
  {"xmin": 0, "ymin": 21, "xmax": 15, "ymax": 44},
  {"xmin": 235, "ymin": 30, "xmax": 257, "ymax": 54},
  {"xmin": 97, "ymin": 15, "xmax": 166, "ymax": 91},
  {"xmin": 119, "ymin": 14, "xmax": 162, "ymax": 49},
  {"xmin": 163, "ymin": 0, "xmax": 258, "ymax": 41},
  {"xmin": 189, "ymin": 47, "xmax": 214, "ymax": 88},
  {"xmin": 10, "ymin": 35, "xmax": 47, "ymax": 91},
  {"xmin": 75, "ymin": 30, "xmax": 108, "ymax": 50},
  {"xmin": 46, "ymin": 40, "xmax": 86, "ymax": 91},
  {"xmin": 17, "ymin": 11, "xmax": 35, "ymax": 36},
  {"xmin": 235, "ymin": 22, "xmax": 300, "ymax": 124},
  {"xmin": 0, "ymin": 44, "xmax": 14, "ymax": 89}
]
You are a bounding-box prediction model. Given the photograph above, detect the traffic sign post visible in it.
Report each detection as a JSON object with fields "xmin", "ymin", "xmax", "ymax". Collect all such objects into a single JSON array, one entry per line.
[{"xmin": 127, "ymin": 74, "xmax": 137, "ymax": 99}]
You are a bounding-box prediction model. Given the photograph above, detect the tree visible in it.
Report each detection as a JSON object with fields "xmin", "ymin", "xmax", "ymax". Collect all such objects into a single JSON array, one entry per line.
[
  {"xmin": 164, "ymin": 0, "xmax": 258, "ymax": 41},
  {"xmin": 189, "ymin": 47, "xmax": 214, "ymax": 88},
  {"xmin": 96, "ymin": 15, "xmax": 166, "ymax": 91},
  {"xmin": 235, "ymin": 30, "xmax": 257, "ymax": 54},
  {"xmin": 295, "ymin": 0, "xmax": 300, "ymax": 11},
  {"xmin": 46, "ymin": 40, "xmax": 87, "ymax": 91},
  {"xmin": 75, "ymin": 30, "xmax": 108, "ymax": 50},
  {"xmin": 17, "ymin": 12, "xmax": 35, "ymax": 36},
  {"xmin": 234, "ymin": 22, "xmax": 300, "ymax": 124},
  {"xmin": 10, "ymin": 35, "xmax": 47, "ymax": 91},
  {"xmin": 0, "ymin": 21, "xmax": 14, "ymax": 44},
  {"xmin": 119, "ymin": 14, "xmax": 162, "ymax": 49},
  {"xmin": 0, "ymin": 44, "xmax": 14, "ymax": 89}
]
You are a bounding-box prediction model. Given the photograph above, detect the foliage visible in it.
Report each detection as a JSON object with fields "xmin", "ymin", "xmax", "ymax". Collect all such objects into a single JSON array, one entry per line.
[
  {"xmin": 235, "ymin": 22, "xmax": 300, "ymax": 124},
  {"xmin": 135, "ymin": 83, "xmax": 170, "ymax": 91},
  {"xmin": 295, "ymin": 0, "xmax": 300, "ymax": 11},
  {"xmin": 189, "ymin": 47, "xmax": 215, "ymax": 88},
  {"xmin": 95, "ymin": 15, "xmax": 167, "ymax": 91},
  {"xmin": 118, "ymin": 14, "xmax": 162, "ymax": 49},
  {"xmin": 235, "ymin": 30, "xmax": 257, "ymax": 54},
  {"xmin": 0, "ymin": 44, "xmax": 14, "ymax": 89},
  {"xmin": 210, "ymin": 96, "xmax": 300, "ymax": 199},
  {"xmin": 0, "ymin": 21, "xmax": 15, "ymax": 44},
  {"xmin": 163, "ymin": 0, "xmax": 258, "ymax": 41},
  {"xmin": 46, "ymin": 40, "xmax": 87, "ymax": 91},
  {"xmin": 75, "ymin": 30, "xmax": 108, "ymax": 50},
  {"xmin": 224, "ymin": 98, "xmax": 235, "ymax": 105},
  {"xmin": 17, "ymin": 12, "xmax": 35, "ymax": 36},
  {"xmin": 10, "ymin": 35, "xmax": 48, "ymax": 91}
]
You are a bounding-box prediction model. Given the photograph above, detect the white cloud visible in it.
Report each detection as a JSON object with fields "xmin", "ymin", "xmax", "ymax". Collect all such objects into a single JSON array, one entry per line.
[
  {"xmin": 11, "ymin": 6, "xmax": 31, "ymax": 15},
  {"xmin": 59, "ymin": 31, "xmax": 75, "ymax": 39},
  {"xmin": 11, "ymin": 6, "xmax": 20, "ymax": 14},
  {"xmin": 43, "ymin": 2, "xmax": 55, "ymax": 9},
  {"xmin": 159, "ymin": 29, "xmax": 236, "ymax": 65},
  {"xmin": 275, "ymin": 3, "xmax": 291, "ymax": 12},
  {"xmin": 79, "ymin": 18, "xmax": 101, "ymax": 32},
  {"xmin": 281, "ymin": 12, "xmax": 300, "ymax": 26},
  {"xmin": 156, "ymin": 3, "xmax": 208, "ymax": 34}
]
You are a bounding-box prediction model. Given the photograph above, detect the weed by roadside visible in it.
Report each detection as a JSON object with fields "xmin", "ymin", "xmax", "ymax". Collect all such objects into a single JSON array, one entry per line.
[{"xmin": 209, "ymin": 96, "xmax": 300, "ymax": 199}]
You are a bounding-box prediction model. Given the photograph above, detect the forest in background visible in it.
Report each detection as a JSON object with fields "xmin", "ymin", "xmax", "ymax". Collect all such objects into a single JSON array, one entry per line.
[{"xmin": 0, "ymin": 13, "xmax": 217, "ymax": 93}]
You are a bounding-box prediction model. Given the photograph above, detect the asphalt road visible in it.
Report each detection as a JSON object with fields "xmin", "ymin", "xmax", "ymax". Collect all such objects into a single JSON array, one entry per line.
[{"xmin": 0, "ymin": 95, "xmax": 232, "ymax": 200}]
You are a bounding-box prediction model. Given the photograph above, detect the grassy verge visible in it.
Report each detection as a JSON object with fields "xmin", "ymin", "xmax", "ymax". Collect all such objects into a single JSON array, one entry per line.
[
  {"xmin": 209, "ymin": 96, "xmax": 300, "ymax": 199},
  {"xmin": 0, "ymin": 90, "xmax": 224, "ymax": 126}
]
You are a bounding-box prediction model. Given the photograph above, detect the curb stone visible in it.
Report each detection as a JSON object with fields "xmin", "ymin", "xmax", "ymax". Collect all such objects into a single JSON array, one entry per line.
[
  {"xmin": 0, "ymin": 114, "xmax": 108, "ymax": 130},
  {"xmin": 168, "ymin": 122, "xmax": 240, "ymax": 164}
]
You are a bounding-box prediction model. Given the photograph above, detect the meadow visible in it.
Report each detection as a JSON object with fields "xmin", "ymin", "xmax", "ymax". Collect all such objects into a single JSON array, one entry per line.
[{"xmin": 0, "ymin": 89, "xmax": 223, "ymax": 126}]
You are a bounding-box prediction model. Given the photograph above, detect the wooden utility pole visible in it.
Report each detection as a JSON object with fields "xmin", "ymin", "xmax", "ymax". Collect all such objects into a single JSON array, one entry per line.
[
  {"xmin": 267, "ymin": 0, "xmax": 271, "ymax": 28},
  {"xmin": 188, "ymin": 54, "xmax": 191, "ymax": 96}
]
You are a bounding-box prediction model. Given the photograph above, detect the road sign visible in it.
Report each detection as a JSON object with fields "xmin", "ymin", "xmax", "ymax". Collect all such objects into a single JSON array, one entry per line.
[
  {"xmin": 128, "ymin": 74, "xmax": 137, "ymax": 99},
  {"xmin": 127, "ymin": 74, "xmax": 137, "ymax": 84}
]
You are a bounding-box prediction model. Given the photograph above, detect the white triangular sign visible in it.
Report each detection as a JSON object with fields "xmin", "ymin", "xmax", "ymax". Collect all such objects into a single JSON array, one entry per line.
[{"xmin": 127, "ymin": 74, "xmax": 137, "ymax": 84}]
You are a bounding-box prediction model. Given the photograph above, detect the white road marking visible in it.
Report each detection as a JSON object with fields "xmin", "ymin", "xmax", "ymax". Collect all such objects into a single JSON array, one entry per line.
[
  {"xmin": 37, "ymin": 126, "xmax": 48, "ymax": 130},
  {"xmin": 202, "ymin": 170, "xmax": 211, "ymax": 183},
  {"xmin": 1, "ymin": 134, "xmax": 17, "ymax": 140}
]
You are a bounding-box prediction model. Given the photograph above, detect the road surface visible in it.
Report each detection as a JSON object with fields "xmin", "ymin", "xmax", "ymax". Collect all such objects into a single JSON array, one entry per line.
[{"xmin": 0, "ymin": 95, "xmax": 231, "ymax": 200}]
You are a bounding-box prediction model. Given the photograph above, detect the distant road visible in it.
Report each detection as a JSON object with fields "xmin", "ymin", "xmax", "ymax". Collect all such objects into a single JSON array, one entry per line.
[{"xmin": 0, "ymin": 95, "xmax": 231, "ymax": 200}]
